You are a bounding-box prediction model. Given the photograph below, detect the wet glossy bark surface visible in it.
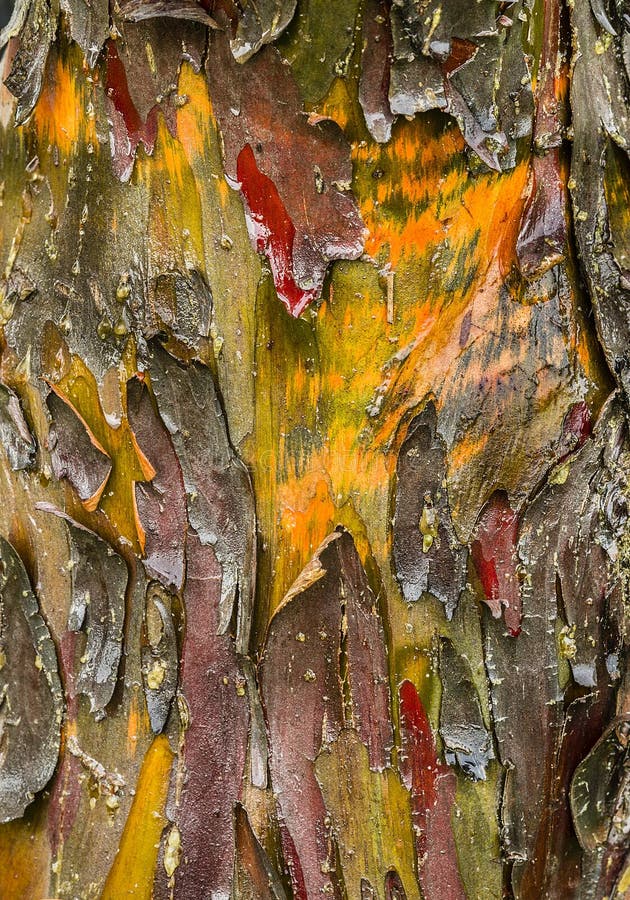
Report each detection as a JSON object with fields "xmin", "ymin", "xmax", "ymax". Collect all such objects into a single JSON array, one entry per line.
[{"xmin": 0, "ymin": 1, "xmax": 629, "ymax": 898}]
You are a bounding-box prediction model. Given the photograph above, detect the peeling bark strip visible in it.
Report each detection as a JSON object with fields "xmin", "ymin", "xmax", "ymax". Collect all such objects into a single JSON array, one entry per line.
[
  {"xmin": 0, "ymin": 536, "xmax": 63, "ymax": 822},
  {"xmin": 66, "ymin": 518, "xmax": 128, "ymax": 717},
  {"xmin": 126, "ymin": 374, "xmax": 187, "ymax": 592},
  {"xmin": 155, "ymin": 531, "xmax": 248, "ymax": 900},
  {"xmin": 233, "ymin": 803, "xmax": 288, "ymax": 900},
  {"xmin": 392, "ymin": 401, "xmax": 467, "ymax": 617},
  {"xmin": 147, "ymin": 342, "xmax": 256, "ymax": 654},
  {"xmin": 569, "ymin": 0, "xmax": 630, "ymax": 399},
  {"xmin": 260, "ymin": 530, "xmax": 393, "ymax": 898},
  {"xmin": 46, "ymin": 384, "xmax": 112, "ymax": 511},
  {"xmin": 483, "ymin": 397, "xmax": 628, "ymax": 897}
]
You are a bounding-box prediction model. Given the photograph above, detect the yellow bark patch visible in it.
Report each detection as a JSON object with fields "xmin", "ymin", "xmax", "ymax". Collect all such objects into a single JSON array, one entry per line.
[{"xmin": 100, "ymin": 735, "xmax": 174, "ymax": 900}]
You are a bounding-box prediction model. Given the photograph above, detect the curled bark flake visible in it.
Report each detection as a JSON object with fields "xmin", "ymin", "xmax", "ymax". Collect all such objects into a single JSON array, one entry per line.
[
  {"xmin": 388, "ymin": 0, "xmax": 532, "ymax": 170},
  {"xmin": 571, "ymin": 718, "xmax": 630, "ymax": 854},
  {"xmin": 398, "ymin": 679, "xmax": 466, "ymax": 900},
  {"xmin": 260, "ymin": 529, "xmax": 393, "ymax": 898},
  {"xmin": 392, "ymin": 401, "xmax": 467, "ymax": 618},
  {"xmin": 141, "ymin": 582, "xmax": 178, "ymax": 734},
  {"xmin": 0, "ymin": 382, "xmax": 36, "ymax": 470},
  {"xmin": 359, "ymin": 0, "xmax": 395, "ymax": 144},
  {"xmin": 230, "ymin": 0, "xmax": 297, "ymax": 62},
  {"xmin": 569, "ymin": 0, "xmax": 630, "ymax": 398},
  {"xmin": 66, "ymin": 519, "xmax": 128, "ymax": 717},
  {"xmin": 206, "ymin": 31, "xmax": 364, "ymax": 316},
  {"xmin": 3, "ymin": 0, "xmax": 56, "ymax": 125},
  {"xmin": 126, "ymin": 375, "xmax": 187, "ymax": 592},
  {"xmin": 0, "ymin": 536, "xmax": 63, "ymax": 822},
  {"xmin": 46, "ymin": 385, "xmax": 112, "ymax": 511},
  {"xmin": 147, "ymin": 342, "xmax": 256, "ymax": 655},
  {"xmin": 119, "ymin": 0, "xmax": 218, "ymax": 26},
  {"xmin": 60, "ymin": 0, "xmax": 110, "ymax": 68},
  {"xmin": 148, "ymin": 270, "xmax": 213, "ymax": 350},
  {"xmin": 438, "ymin": 638, "xmax": 493, "ymax": 782}
]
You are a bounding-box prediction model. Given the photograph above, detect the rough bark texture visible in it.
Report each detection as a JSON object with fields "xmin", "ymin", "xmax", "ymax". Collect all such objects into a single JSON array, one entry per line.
[{"xmin": 0, "ymin": 1, "xmax": 629, "ymax": 898}]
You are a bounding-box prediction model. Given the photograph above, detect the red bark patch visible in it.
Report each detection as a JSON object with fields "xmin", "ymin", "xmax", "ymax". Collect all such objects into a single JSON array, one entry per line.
[
  {"xmin": 557, "ymin": 400, "xmax": 592, "ymax": 461},
  {"xmin": 471, "ymin": 491, "xmax": 521, "ymax": 636},
  {"xmin": 105, "ymin": 40, "xmax": 160, "ymax": 181},
  {"xmin": 236, "ymin": 144, "xmax": 318, "ymax": 317}
]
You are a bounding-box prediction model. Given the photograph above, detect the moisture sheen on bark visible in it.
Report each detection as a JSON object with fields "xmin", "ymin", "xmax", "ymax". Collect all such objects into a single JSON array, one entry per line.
[{"xmin": 0, "ymin": 1, "xmax": 629, "ymax": 899}]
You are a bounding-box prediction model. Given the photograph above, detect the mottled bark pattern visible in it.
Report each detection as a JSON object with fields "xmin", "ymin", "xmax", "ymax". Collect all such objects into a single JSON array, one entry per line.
[{"xmin": 0, "ymin": 0, "xmax": 628, "ymax": 898}]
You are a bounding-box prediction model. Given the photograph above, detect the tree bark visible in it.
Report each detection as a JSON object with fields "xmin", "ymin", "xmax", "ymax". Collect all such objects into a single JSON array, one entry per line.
[{"xmin": 0, "ymin": 1, "xmax": 628, "ymax": 898}]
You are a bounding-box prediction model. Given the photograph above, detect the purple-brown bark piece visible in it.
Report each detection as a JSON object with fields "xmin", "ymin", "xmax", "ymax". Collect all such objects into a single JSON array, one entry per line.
[
  {"xmin": 66, "ymin": 518, "xmax": 128, "ymax": 718},
  {"xmin": 516, "ymin": 149, "xmax": 567, "ymax": 280},
  {"xmin": 358, "ymin": 0, "xmax": 394, "ymax": 144},
  {"xmin": 0, "ymin": 535, "xmax": 63, "ymax": 822},
  {"xmin": 156, "ymin": 531, "xmax": 249, "ymax": 899},
  {"xmin": 206, "ymin": 30, "xmax": 364, "ymax": 315},
  {"xmin": 230, "ymin": 0, "xmax": 297, "ymax": 62},
  {"xmin": 471, "ymin": 490, "xmax": 521, "ymax": 637},
  {"xmin": 119, "ymin": 0, "xmax": 218, "ymax": 26},
  {"xmin": 398, "ymin": 679, "xmax": 466, "ymax": 900},
  {"xmin": 60, "ymin": 0, "xmax": 110, "ymax": 68},
  {"xmin": 550, "ymin": 397, "xmax": 627, "ymax": 690},
  {"xmin": 147, "ymin": 341, "xmax": 256, "ymax": 655},
  {"xmin": 483, "ymin": 397, "xmax": 628, "ymax": 896},
  {"xmin": 392, "ymin": 401, "xmax": 467, "ymax": 618},
  {"xmin": 438, "ymin": 638, "xmax": 493, "ymax": 781},
  {"xmin": 0, "ymin": 382, "xmax": 36, "ymax": 471},
  {"xmin": 233, "ymin": 802, "xmax": 289, "ymax": 900},
  {"xmin": 141, "ymin": 582, "xmax": 178, "ymax": 734},
  {"xmin": 3, "ymin": 0, "xmax": 56, "ymax": 124},
  {"xmin": 260, "ymin": 529, "xmax": 393, "ymax": 898},
  {"xmin": 516, "ymin": 0, "xmax": 567, "ymax": 279},
  {"xmin": 46, "ymin": 385, "xmax": 112, "ymax": 512},
  {"xmin": 127, "ymin": 375, "xmax": 187, "ymax": 592}
]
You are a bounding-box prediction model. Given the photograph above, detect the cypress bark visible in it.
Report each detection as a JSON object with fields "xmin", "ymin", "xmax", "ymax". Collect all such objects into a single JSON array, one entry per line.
[{"xmin": 0, "ymin": 1, "xmax": 628, "ymax": 898}]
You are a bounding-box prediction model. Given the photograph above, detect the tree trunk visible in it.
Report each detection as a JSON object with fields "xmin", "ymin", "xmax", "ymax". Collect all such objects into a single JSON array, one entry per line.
[{"xmin": 0, "ymin": 1, "xmax": 628, "ymax": 898}]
